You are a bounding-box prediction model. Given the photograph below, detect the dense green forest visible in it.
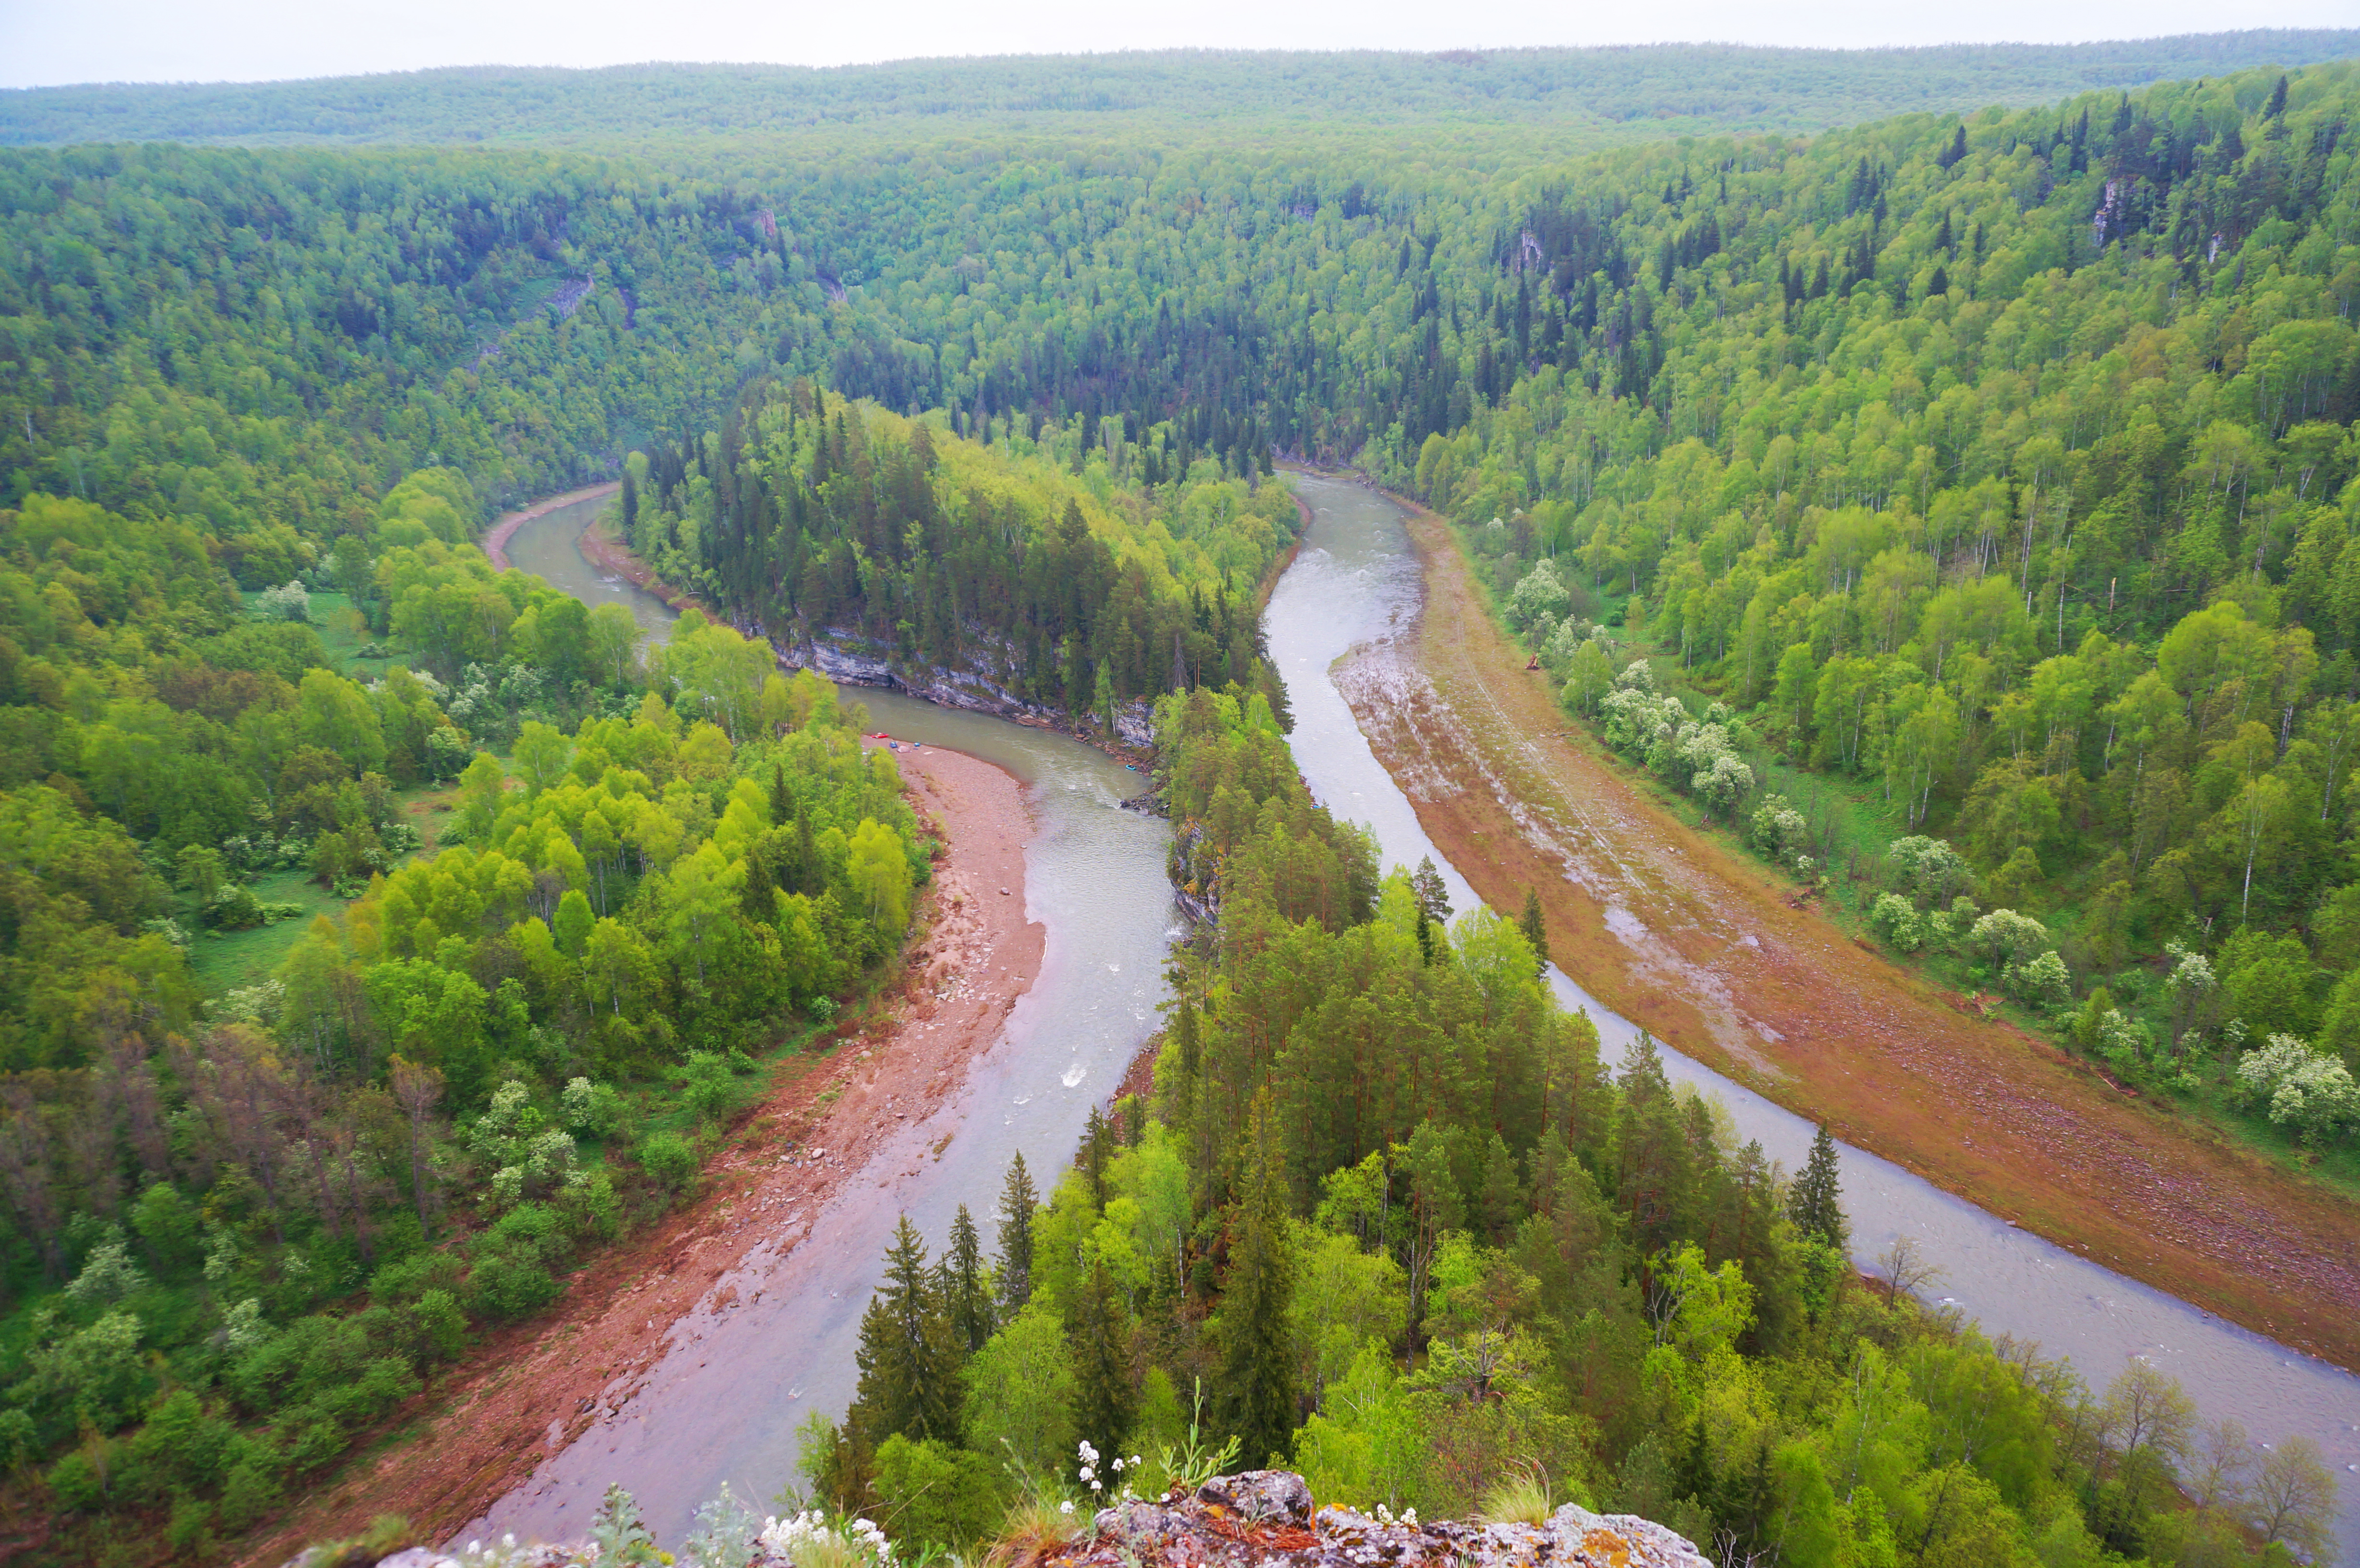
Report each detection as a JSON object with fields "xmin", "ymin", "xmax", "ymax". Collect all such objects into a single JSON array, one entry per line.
[
  {"xmin": 796, "ymin": 686, "xmax": 2337, "ymax": 1568},
  {"xmin": 627, "ymin": 389, "xmax": 1299, "ymax": 724},
  {"xmin": 7, "ymin": 37, "xmax": 2360, "ymax": 1560},
  {"xmin": 1382, "ymin": 64, "xmax": 2360, "ymax": 1154},
  {"xmin": 7, "ymin": 38, "xmax": 2359, "ymax": 149}
]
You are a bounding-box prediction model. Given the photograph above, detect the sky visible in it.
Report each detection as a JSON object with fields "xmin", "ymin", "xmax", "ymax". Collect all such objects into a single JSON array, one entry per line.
[{"xmin": 2, "ymin": 0, "xmax": 2355, "ymax": 90}]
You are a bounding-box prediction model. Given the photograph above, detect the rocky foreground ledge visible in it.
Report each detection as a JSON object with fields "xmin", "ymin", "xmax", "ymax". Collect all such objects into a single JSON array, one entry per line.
[{"xmin": 294, "ymin": 1471, "xmax": 1708, "ymax": 1568}]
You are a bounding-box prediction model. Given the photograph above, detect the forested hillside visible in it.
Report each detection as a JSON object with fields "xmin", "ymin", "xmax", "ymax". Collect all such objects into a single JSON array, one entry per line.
[
  {"xmin": 1382, "ymin": 63, "xmax": 2360, "ymax": 1153},
  {"xmin": 627, "ymin": 387, "xmax": 1298, "ymax": 724},
  {"xmin": 7, "ymin": 39, "xmax": 2360, "ymax": 1561},
  {"xmin": 6, "ymin": 37, "xmax": 2357, "ymax": 148},
  {"xmin": 796, "ymin": 686, "xmax": 2338, "ymax": 1568}
]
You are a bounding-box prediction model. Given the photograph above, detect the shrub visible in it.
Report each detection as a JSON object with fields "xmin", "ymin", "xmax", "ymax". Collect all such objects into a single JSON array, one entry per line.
[
  {"xmin": 1868, "ymin": 893, "xmax": 1924, "ymax": 954},
  {"xmin": 1969, "ymin": 908, "xmax": 2051, "ymax": 968},
  {"xmin": 205, "ymin": 882, "xmax": 267, "ymax": 931},
  {"xmin": 408, "ymin": 1289, "xmax": 468, "ymax": 1364},
  {"xmin": 560, "ymin": 1076, "xmax": 625, "ymax": 1138},
  {"xmin": 256, "ymin": 580, "xmax": 311, "ymax": 622},
  {"xmin": 2237, "ymin": 1034, "xmax": 2360, "ymax": 1142},
  {"xmin": 873, "ymin": 1434, "xmax": 1005, "ymax": 1551},
  {"xmin": 2004, "ymin": 949, "xmax": 2072, "ymax": 1007},
  {"xmin": 1887, "ymin": 836, "xmax": 1973, "ymax": 907},
  {"xmin": 638, "ymin": 1129, "xmax": 699, "ymax": 1194},
  {"xmin": 1506, "ymin": 559, "xmax": 1571, "ymax": 630},
  {"xmin": 466, "ymin": 1251, "xmax": 559, "ymax": 1322}
]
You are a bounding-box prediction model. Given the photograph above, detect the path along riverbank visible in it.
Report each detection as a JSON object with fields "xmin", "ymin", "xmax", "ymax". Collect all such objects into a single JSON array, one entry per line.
[
  {"xmin": 241, "ymin": 745, "xmax": 1045, "ymax": 1562},
  {"xmin": 1334, "ymin": 474, "xmax": 2360, "ymax": 1372}
]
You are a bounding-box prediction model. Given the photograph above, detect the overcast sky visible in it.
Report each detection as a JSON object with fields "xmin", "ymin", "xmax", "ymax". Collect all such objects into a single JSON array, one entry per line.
[{"xmin": 2, "ymin": 0, "xmax": 2354, "ymax": 91}]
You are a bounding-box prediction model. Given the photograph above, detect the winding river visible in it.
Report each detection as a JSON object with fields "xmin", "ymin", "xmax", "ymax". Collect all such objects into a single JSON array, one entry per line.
[
  {"xmin": 491, "ymin": 483, "xmax": 2360, "ymax": 1560},
  {"xmin": 475, "ymin": 494, "xmax": 1177, "ymax": 1545},
  {"xmin": 1275, "ymin": 472, "xmax": 2360, "ymax": 1563}
]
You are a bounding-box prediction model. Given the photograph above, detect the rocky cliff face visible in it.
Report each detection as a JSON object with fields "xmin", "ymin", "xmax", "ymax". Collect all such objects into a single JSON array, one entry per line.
[
  {"xmin": 782, "ymin": 629, "xmax": 1157, "ymax": 749},
  {"xmin": 292, "ymin": 1471, "xmax": 1709, "ymax": 1568}
]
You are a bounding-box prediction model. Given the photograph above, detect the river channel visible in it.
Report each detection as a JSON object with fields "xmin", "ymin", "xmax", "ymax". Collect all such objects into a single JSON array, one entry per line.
[
  {"xmin": 1274, "ymin": 471, "xmax": 2360, "ymax": 1563},
  {"xmin": 474, "ymin": 494, "xmax": 1177, "ymax": 1546},
  {"xmin": 489, "ymin": 484, "xmax": 2360, "ymax": 1560}
]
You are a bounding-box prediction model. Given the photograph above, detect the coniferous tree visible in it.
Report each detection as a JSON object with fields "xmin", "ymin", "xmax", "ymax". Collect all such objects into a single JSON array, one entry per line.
[
  {"xmin": 943, "ymin": 1203, "xmax": 995, "ymax": 1352},
  {"xmin": 1069, "ymin": 1256, "xmax": 1137, "ymax": 1472},
  {"xmin": 1082, "ymin": 1103, "xmax": 1112, "ymax": 1208},
  {"xmin": 1788, "ymin": 1122, "xmax": 1849, "ymax": 1253},
  {"xmin": 1520, "ymin": 886, "xmax": 1550, "ymax": 974},
  {"xmin": 1411, "ymin": 856, "xmax": 1452, "ymax": 925},
  {"xmin": 850, "ymin": 1215, "xmax": 962, "ymax": 1446},
  {"xmin": 996, "ymin": 1152, "xmax": 1038, "ymax": 1311},
  {"xmin": 1217, "ymin": 1096, "xmax": 1298, "ymax": 1466}
]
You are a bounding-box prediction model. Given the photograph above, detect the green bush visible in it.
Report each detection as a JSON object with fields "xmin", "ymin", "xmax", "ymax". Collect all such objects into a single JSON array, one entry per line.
[
  {"xmin": 637, "ymin": 1129, "xmax": 699, "ymax": 1193},
  {"xmin": 873, "ymin": 1433, "xmax": 1006, "ymax": 1551},
  {"xmin": 466, "ymin": 1252, "xmax": 558, "ymax": 1321},
  {"xmin": 408, "ymin": 1288, "xmax": 468, "ymax": 1363}
]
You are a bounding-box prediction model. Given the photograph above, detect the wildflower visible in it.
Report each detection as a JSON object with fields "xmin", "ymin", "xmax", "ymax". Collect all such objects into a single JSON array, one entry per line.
[{"xmin": 1060, "ymin": 1501, "xmax": 1076, "ymax": 1516}]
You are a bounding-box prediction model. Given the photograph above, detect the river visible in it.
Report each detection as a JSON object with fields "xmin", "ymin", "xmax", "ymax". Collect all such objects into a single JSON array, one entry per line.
[
  {"xmin": 488, "ymin": 484, "xmax": 2360, "ymax": 1560},
  {"xmin": 472, "ymin": 494, "xmax": 1178, "ymax": 1546},
  {"xmin": 1273, "ymin": 471, "xmax": 2360, "ymax": 1562}
]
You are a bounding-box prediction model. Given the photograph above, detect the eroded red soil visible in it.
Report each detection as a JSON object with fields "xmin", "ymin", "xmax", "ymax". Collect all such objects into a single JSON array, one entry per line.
[
  {"xmin": 238, "ymin": 745, "xmax": 1043, "ymax": 1563},
  {"xmin": 1358, "ymin": 496, "xmax": 2360, "ymax": 1370}
]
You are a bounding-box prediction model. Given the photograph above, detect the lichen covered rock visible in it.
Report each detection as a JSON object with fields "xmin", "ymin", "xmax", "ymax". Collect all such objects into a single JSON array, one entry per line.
[{"xmin": 1070, "ymin": 1472, "xmax": 1708, "ymax": 1568}]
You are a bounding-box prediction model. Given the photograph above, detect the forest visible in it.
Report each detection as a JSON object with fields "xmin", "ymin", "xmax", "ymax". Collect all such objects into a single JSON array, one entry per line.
[
  {"xmin": 625, "ymin": 387, "xmax": 1299, "ymax": 726},
  {"xmin": 1388, "ymin": 64, "xmax": 2360, "ymax": 1161},
  {"xmin": 8, "ymin": 37, "xmax": 2359, "ymax": 150},
  {"xmin": 2, "ymin": 38, "xmax": 2360, "ymax": 1564},
  {"xmin": 791, "ymin": 686, "xmax": 2339, "ymax": 1568}
]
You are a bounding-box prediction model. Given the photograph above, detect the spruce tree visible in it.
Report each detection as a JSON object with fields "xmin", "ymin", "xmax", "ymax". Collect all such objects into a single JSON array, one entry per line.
[
  {"xmin": 1082, "ymin": 1104, "xmax": 1111, "ymax": 1209},
  {"xmin": 1788, "ymin": 1123, "xmax": 1849, "ymax": 1253},
  {"xmin": 769, "ymin": 762, "xmax": 793, "ymax": 825},
  {"xmin": 1411, "ymin": 856, "xmax": 1452, "ymax": 925},
  {"xmin": 850, "ymin": 1215, "xmax": 961, "ymax": 1445},
  {"xmin": 943, "ymin": 1204, "xmax": 995, "ymax": 1352},
  {"xmin": 995, "ymin": 1152, "xmax": 1038, "ymax": 1311},
  {"xmin": 1519, "ymin": 886, "xmax": 1550, "ymax": 974},
  {"xmin": 741, "ymin": 843, "xmax": 777, "ymax": 924},
  {"xmin": 1217, "ymin": 1098, "xmax": 1299, "ymax": 1466},
  {"xmin": 1069, "ymin": 1257, "xmax": 1137, "ymax": 1472}
]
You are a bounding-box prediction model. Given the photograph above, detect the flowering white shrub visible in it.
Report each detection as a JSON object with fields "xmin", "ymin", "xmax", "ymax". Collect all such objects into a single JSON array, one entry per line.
[
  {"xmin": 2004, "ymin": 949, "xmax": 2072, "ymax": 1007},
  {"xmin": 2237, "ymin": 1034, "xmax": 2360, "ymax": 1142},
  {"xmin": 1506, "ymin": 558, "xmax": 1571, "ymax": 630},
  {"xmin": 257, "ymin": 579, "xmax": 310, "ymax": 622},
  {"xmin": 1968, "ymin": 908, "xmax": 2050, "ymax": 968},
  {"xmin": 1886, "ymin": 836, "xmax": 1972, "ymax": 906}
]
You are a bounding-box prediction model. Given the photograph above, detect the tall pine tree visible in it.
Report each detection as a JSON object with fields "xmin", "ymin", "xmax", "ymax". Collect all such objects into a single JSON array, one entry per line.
[
  {"xmin": 996, "ymin": 1152, "xmax": 1038, "ymax": 1311},
  {"xmin": 942, "ymin": 1203, "xmax": 996, "ymax": 1352},
  {"xmin": 1217, "ymin": 1094, "xmax": 1298, "ymax": 1466},
  {"xmin": 1069, "ymin": 1256, "xmax": 1137, "ymax": 1473},
  {"xmin": 1520, "ymin": 886, "xmax": 1550, "ymax": 974},
  {"xmin": 850, "ymin": 1215, "xmax": 963, "ymax": 1446},
  {"xmin": 1788, "ymin": 1123, "xmax": 1848, "ymax": 1253}
]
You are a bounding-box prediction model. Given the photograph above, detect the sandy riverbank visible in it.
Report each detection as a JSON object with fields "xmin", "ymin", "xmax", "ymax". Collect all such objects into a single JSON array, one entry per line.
[
  {"xmin": 1349, "ymin": 485, "xmax": 2360, "ymax": 1371},
  {"xmin": 239, "ymin": 744, "xmax": 1044, "ymax": 1562},
  {"xmin": 482, "ymin": 483, "xmax": 621, "ymax": 572}
]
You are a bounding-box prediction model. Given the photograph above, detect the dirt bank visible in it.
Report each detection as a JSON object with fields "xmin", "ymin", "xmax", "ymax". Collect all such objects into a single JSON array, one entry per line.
[
  {"xmin": 239, "ymin": 745, "xmax": 1043, "ymax": 1563},
  {"xmin": 578, "ymin": 513, "xmax": 727, "ymax": 621},
  {"xmin": 1354, "ymin": 491, "xmax": 2360, "ymax": 1371},
  {"xmin": 482, "ymin": 483, "xmax": 620, "ymax": 572}
]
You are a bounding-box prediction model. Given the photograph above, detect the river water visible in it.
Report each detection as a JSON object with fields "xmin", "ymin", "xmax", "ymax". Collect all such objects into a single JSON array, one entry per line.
[
  {"xmin": 472, "ymin": 495, "xmax": 1176, "ymax": 1546},
  {"xmin": 487, "ymin": 485, "xmax": 2360, "ymax": 1559},
  {"xmin": 1275, "ymin": 472, "xmax": 2360, "ymax": 1561}
]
